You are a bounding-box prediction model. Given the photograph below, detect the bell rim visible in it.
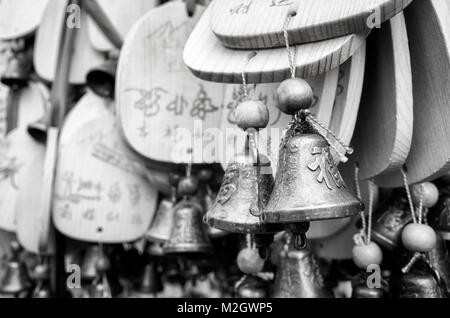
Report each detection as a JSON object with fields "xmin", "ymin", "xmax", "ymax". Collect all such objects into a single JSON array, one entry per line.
[
  {"xmin": 262, "ymin": 202, "xmax": 363, "ymax": 223},
  {"xmin": 206, "ymin": 217, "xmax": 284, "ymax": 234},
  {"xmin": 145, "ymin": 233, "xmax": 170, "ymax": 244},
  {"xmin": 163, "ymin": 244, "xmax": 213, "ymax": 257}
]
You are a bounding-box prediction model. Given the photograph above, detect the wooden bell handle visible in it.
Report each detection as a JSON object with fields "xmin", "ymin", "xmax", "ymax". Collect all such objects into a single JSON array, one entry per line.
[{"xmin": 83, "ymin": 0, "xmax": 123, "ymax": 49}]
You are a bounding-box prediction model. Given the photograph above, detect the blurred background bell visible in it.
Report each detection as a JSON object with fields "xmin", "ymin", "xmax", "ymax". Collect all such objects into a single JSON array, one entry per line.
[
  {"xmin": 398, "ymin": 269, "xmax": 445, "ymax": 298},
  {"xmin": 0, "ymin": 241, "xmax": 31, "ymax": 297},
  {"xmin": 235, "ymin": 275, "xmax": 268, "ymax": 298},
  {"xmin": 263, "ymin": 129, "xmax": 363, "ymax": 226},
  {"xmin": 0, "ymin": 39, "xmax": 32, "ymax": 88},
  {"xmin": 86, "ymin": 53, "xmax": 118, "ymax": 99},
  {"xmin": 146, "ymin": 198, "xmax": 176, "ymax": 244},
  {"xmin": 163, "ymin": 200, "xmax": 213, "ymax": 257},
  {"xmin": 131, "ymin": 260, "xmax": 163, "ymax": 298}
]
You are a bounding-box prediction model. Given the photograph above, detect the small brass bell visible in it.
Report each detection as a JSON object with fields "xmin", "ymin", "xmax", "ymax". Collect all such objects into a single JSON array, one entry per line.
[
  {"xmin": 205, "ymin": 152, "xmax": 284, "ymax": 234},
  {"xmin": 263, "ymin": 120, "xmax": 363, "ymax": 235},
  {"xmin": 398, "ymin": 269, "xmax": 445, "ymax": 298},
  {"xmin": 372, "ymin": 197, "xmax": 412, "ymax": 250},
  {"xmin": 31, "ymin": 264, "xmax": 53, "ymax": 298},
  {"xmin": 147, "ymin": 198, "xmax": 176, "ymax": 244},
  {"xmin": 427, "ymin": 233, "xmax": 450, "ymax": 295},
  {"xmin": 0, "ymin": 241, "xmax": 31, "ymax": 296},
  {"xmin": 272, "ymin": 235, "xmax": 333, "ymax": 298},
  {"xmin": 132, "ymin": 261, "xmax": 163, "ymax": 297},
  {"xmin": 86, "ymin": 54, "xmax": 118, "ymax": 98},
  {"xmin": 164, "ymin": 200, "xmax": 213, "ymax": 256},
  {"xmin": 235, "ymin": 275, "xmax": 269, "ymax": 298}
]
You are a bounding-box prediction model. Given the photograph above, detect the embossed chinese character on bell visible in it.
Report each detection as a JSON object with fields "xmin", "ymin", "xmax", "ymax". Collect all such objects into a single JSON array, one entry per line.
[
  {"xmin": 205, "ymin": 153, "xmax": 284, "ymax": 234},
  {"xmin": 263, "ymin": 127, "xmax": 363, "ymax": 224},
  {"xmin": 372, "ymin": 197, "xmax": 412, "ymax": 250},
  {"xmin": 272, "ymin": 241, "xmax": 333, "ymax": 298},
  {"xmin": 164, "ymin": 200, "xmax": 213, "ymax": 256}
]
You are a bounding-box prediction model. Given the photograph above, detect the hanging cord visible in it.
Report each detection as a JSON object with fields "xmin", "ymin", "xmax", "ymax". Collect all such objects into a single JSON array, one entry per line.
[
  {"xmin": 401, "ymin": 167, "xmax": 418, "ymax": 224},
  {"xmin": 353, "ymin": 169, "xmax": 375, "ymax": 246},
  {"xmin": 283, "ymin": 12, "xmax": 297, "ymax": 79}
]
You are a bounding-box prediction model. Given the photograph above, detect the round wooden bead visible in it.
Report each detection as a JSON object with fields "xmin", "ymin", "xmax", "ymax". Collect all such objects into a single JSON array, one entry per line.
[
  {"xmin": 198, "ymin": 168, "xmax": 214, "ymax": 183},
  {"xmin": 276, "ymin": 78, "xmax": 314, "ymax": 115},
  {"xmin": 33, "ymin": 264, "xmax": 49, "ymax": 280},
  {"xmin": 235, "ymin": 100, "xmax": 269, "ymax": 130},
  {"xmin": 237, "ymin": 247, "xmax": 265, "ymax": 275},
  {"xmin": 401, "ymin": 223, "xmax": 437, "ymax": 252},
  {"xmin": 411, "ymin": 182, "xmax": 439, "ymax": 208},
  {"xmin": 178, "ymin": 176, "xmax": 199, "ymax": 196},
  {"xmin": 352, "ymin": 242, "xmax": 383, "ymax": 269},
  {"xmin": 95, "ymin": 255, "xmax": 111, "ymax": 274}
]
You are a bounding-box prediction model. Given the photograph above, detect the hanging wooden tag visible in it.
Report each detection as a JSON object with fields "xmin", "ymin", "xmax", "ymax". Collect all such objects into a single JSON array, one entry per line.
[
  {"xmin": 220, "ymin": 68, "xmax": 338, "ymax": 173},
  {"xmin": 87, "ymin": 0, "xmax": 158, "ymax": 53},
  {"xmin": 352, "ymin": 12, "xmax": 413, "ymax": 184},
  {"xmin": 117, "ymin": 1, "xmax": 226, "ymax": 165},
  {"xmin": 183, "ymin": 4, "xmax": 368, "ymax": 84},
  {"xmin": 0, "ymin": 82, "xmax": 48, "ymax": 233},
  {"xmin": 209, "ymin": 0, "xmax": 412, "ymax": 49},
  {"xmin": 53, "ymin": 103, "xmax": 158, "ymax": 243},
  {"xmin": 377, "ymin": 0, "xmax": 450, "ymax": 187},
  {"xmin": 0, "ymin": 0, "xmax": 49, "ymax": 40},
  {"xmin": 34, "ymin": 0, "xmax": 103, "ymax": 84}
]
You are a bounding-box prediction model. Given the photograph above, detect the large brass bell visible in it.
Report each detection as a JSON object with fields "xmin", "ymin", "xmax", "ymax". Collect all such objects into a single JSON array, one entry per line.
[
  {"xmin": 427, "ymin": 233, "xmax": 450, "ymax": 295},
  {"xmin": 86, "ymin": 53, "xmax": 118, "ymax": 98},
  {"xmin": 372, "ymin": 197, "xmax": 412, "ymax": 250},
  {"xmin": 164, "ymin": 200, "xmax": 213, "ymax": 256},
  {"xmin": 205, "ymin": 152, "xmax": 283, "ymax": 234},
  {"xmin": 146, "ymin": 198, "xmax": 176, "ymax": 244},
  {"xmin": 0, "ymin": 242, "xmax": 31, "ymax": 296},
  {"xmin": 398, "ymin": 269, "xmax": 445, "ymax": 298},
  {"xmin": 263, "ymin": 121, "xmax": 363, "ymax": 237},
  {"xmin": 272, "ymin": 235, "xmax": 332, "ymax": 298}
]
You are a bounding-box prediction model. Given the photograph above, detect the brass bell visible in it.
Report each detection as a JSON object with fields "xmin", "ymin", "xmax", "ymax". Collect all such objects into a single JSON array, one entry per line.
[
  {"xmin": 0, "ymin": 39, "xmax": 32, "ymax": 88},
  {"xmin": 235, "ymin": 275, "xmax": 269, "ymax": 298},
  {"xmin": 132, "ymin": 261, "xmax": 163, "ymax": 297},
  {"xmin": 86, "ymin": 54, "xmax": 118, "ymax": 98},
  {"xmin": 163, "ymin": 200, "xmax": 213, "ymax": 256},
  {"xmin": 272, "ymin": 236, "xmax": 333, "ymax": 298},
  {"xmin": 263, "ymin": 122, "xmax": 363, "ymax": 235},
  {"xmin": 31, "ymin": 263, "xmax": 52, "ymax": 298},
  {"xmin": 146, "ymin": 198, "xmax": 176, "ymax": 244},
  {"xmin": 206, "ymin": 152, "xmax": 284, "ymax": 234},
  {"xmin": 0, "ymin": 241, "xmax": 31, "ymax": 296},
  {"xmin": 398, "ymin": 269, "xmax": 445, "ymax": 298},
  {"xmin": 431, "ymin": 193, "xmax": 450, "ymax": 240},
  {"xmin": 372, "ymin": 197, "xmax": 412, "ymax": 250},
  {"xmin": 427, "ymin": 233, "xmax": 450, "ymax": 295}
]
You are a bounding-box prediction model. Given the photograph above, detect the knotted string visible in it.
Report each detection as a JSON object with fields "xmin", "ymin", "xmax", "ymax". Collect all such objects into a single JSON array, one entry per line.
[{"xmin": 353, "ymin": 167, "xmax": 375, "ymax": 246}]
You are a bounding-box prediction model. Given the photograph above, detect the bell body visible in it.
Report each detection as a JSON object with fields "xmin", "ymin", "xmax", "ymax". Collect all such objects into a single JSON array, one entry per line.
[
  {"xmin": 428, "ymin": 233, "xmax": 450, "ymax": 295},
  {"xmin": 133, "ymin": 262, "xmax": 163, "ymax": 296},
  {"xmin": 147, "ymin": 199, "xmax": 176, "ymax": 244},
  {"xmin": 264, "ymin": 134, "xmax": 363, "ymax": 223},
  {"xmin": 398, "ymin": 271, "xmax": 445, "ymax": 298},
  {"xmin": 164, "ymin": 200, "xmax": 213, "ymax": 256},
  {"xmin": 372, "ymin": 199, "xmax": 412, "ymax": 250},
  {"xmin": 433, "ymin": 195, "xmax": 450, "ymax": 240},
  {"xmin": 0, "ymin": 260, "xmax": 31, "ymax": 295},
  {"xmin": 206, "ymin": 153, "xmax": 283, "ymax": 234},
  {"xmin": 272, "ymin": 247, "xmax": 332, "ymax": 298}
]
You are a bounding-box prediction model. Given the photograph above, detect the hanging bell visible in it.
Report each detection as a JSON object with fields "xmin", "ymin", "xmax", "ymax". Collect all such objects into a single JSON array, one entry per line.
[
  {"xmin": 81, "ymin": 245, "xmax": 101, "ymax": 282},
  {"xmin": 0, "ymin": 39, "xmax": 32, "ymax": 88},
  {"xmin": 163, "ymin": 200, "xmax": 213, "ymax": 256},
  {"xmin": 351, "ymin": 272, "xmax": 387, "ymax": 298},
  {"xmin": 431, "ymin": 194, "xmax": 450, "ymax": 240},
  {"xmin": 206, "ymin": 152, "xmax": 284, "ymax": 234},
  {"xmin": 272, "ymin": 237, "xmax": 333, "ymax": 298},
  {"xmin": 427, "ymin": 233, "xmax": 450, "ymax": 296},
  {"xmin": 371, "ymin": 197, "xmax": 412, "ymax": 250},
  {"xmin": 146, "ymin": 198, "xmax": 176, "ymax": 244},
  {"xmin": 235, "ymin": 275, "xmax": 269, "ymax": 298},
  {"xmin": 263, "ymin": 120, "xmax": 363, "ymax": 228},
  {"xmin": 398, "ymin": 269, "xmax": 445, "ymax": 298},
  {"xmin": 86, "ymin": 54, "xmax": 118, "ymax": 98},
  {"xmin": 31, "ymin": 264, "xmax": 53, "ymax": 298},
  {"xmin": 0, "ymin": 241, "xmax": 31, "ymax": 296},
  {"xmin": 132, "ymin": 261, "xmax": 163, "ymax": 297}
]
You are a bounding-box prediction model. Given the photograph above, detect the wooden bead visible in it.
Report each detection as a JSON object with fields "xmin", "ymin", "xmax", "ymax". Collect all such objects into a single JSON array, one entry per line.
[
  {"xmin": 411, "ymin": 182, "xmax": 439, "ymax": 208},
  {"xmin": 178, "ymin": 176, "xmax": 199, "ymax": 196},
  {"xmin": 198, "ymin": 168, "xmax": 214, "ymax": 183},
  {"xmin": 95, "ymin": 255, "xmax": 111, "ymax": 274},
  {"xmin": 352, "ymin": 242, "xmax": 383, "ymax": 269},
  {"xmin": 401, "ymin": 223, "xmax": 437, "ymax": 253},
  {"xmin": 276, "ymin": 78, "xmax": 314, "ymax": 115},
  {"xmin": 237, "ymin": 247, "xmax": 265, "ymax": 275},
  {"xmin": 169, "ymin": 173, "xmax": 182, "ymax": 187},
  {"xmin": 235, "ymin": 100, "xmax": 269, "ymax": 130}
]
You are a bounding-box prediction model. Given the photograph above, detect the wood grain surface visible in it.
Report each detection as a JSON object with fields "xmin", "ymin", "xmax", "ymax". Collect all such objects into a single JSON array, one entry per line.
[
  {"xmin": 377, "ymin": 0, "xmax": 450, "ymax": 187},
  {"xmin": 210, "ymin": 0, "xmax": 412, "ymax": 49},
  {"xmin": 34, "ymin": 0, "xmax": 103, "ymax": 84},
  {"xmin": 87, "ymin": 0, "xmax": 158, "ymax": 52},
  {"xmin": 117, "ymin": 1, "xmax": 227, "ymax": 164},
  {"xmin": 352, "ymin": 12, "xmax": 413, "ymax": 183},
  {"xmin": 0, "ymin": 0, "xmax": 49, "ymax": 40},
  {"xmin": 184, "ymin": 3, "xmax": 368, "ymax": 84},
  {"xmin": 0, "ymin": 83, "xmax": 48, "ymax": 233},
  {"xmin": 53, "ymin": 105, "xmax": 158, "ymax": 243}
]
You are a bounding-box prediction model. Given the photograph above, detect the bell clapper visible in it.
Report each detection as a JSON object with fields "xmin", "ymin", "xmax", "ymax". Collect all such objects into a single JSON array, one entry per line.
[
  {"xmin": 400, "ymin": 171, "xmax": 438, "ymax": 274},
  {"xmin": 237, "ymin": 235, "xmax": 265, "ymax": 275}
]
